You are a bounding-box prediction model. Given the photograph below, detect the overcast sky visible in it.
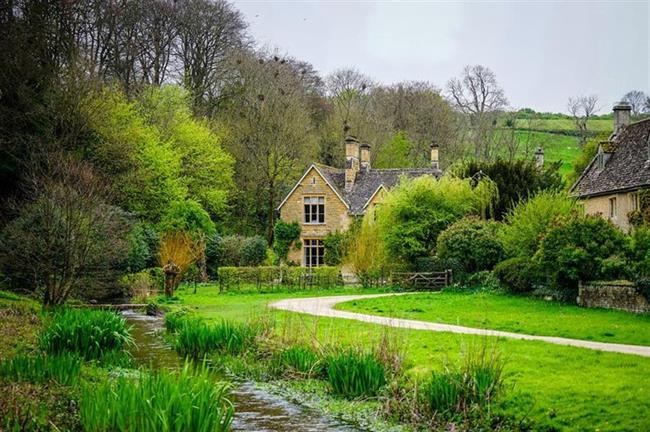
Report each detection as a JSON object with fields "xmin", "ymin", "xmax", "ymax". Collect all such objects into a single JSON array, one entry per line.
[{"xmin": 233, "ymin": 0, "xmax": 649, "ymax": 114}]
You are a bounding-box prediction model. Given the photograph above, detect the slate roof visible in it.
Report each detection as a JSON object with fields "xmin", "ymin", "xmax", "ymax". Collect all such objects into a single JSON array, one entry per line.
[
  {"xmin": 571, "ymin": 119, "xmax": 650, "ymax": 198},
  {"xmin": 315, "ymin": 164, "xmax": 442, "ymax": 215}
]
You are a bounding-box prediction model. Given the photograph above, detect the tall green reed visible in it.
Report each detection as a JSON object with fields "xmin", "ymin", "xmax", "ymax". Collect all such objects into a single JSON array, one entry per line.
[
  {"xmin": 0, "ymin": 353, "xmax": 81, "ymax": 385},
  {"xmin": 40, "ymin": 308, "xmax": 133, "ymax": 359},
  {"xmin": 326, "ymin": 348, "xmax": 387, "ymax": 399},
  {"xmin": 79, "ymin": 362, "xmax": 233, "ymax": 432},
  {"xmin": 173, "ymin": 318, "xmax": 264, "ymax": 358}
]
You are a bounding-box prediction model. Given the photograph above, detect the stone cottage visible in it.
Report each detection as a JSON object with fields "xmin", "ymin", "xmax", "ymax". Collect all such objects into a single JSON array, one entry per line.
[
  {"xmin": 571, "ymin": 102, "xmax": 650, "ymax": 232},
  {"xmin": 277, "ymin": 136, "xmax": 442, "ymax": 266}
]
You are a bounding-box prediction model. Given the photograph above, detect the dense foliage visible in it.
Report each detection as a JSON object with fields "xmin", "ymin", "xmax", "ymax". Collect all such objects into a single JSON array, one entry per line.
[
  {"xmin": 437, "ymin": 217, "xmax": 505, "ymax": 275},
  {"xmin": 452, "ymin": 158, "xmax": 563, "ymax": 220},
  {"xmin": 272, "ymin": 220, "xmax": 301, "ymax": 264},
  {"xmin": 535, "ymin": 215, "xmax": 628, "ymax": 294},
  {"xmin": 375, "ymin": 176, "xmax": 497, "ymax": 265},
  {"xmin": 500, "ymin": 191, "xmax": 575, "ymax": 258}
]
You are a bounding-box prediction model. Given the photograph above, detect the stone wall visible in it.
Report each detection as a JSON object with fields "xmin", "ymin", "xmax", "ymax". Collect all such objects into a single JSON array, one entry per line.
[{"xmin": 577, "ymin": 281, "xmax": 650, "ymax": 313}]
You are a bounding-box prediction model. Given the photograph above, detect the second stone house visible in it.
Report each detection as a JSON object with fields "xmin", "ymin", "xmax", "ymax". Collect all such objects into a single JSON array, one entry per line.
[{"xmin": 277, "ymin": 136, "xmax": 442, "ymax": 267}]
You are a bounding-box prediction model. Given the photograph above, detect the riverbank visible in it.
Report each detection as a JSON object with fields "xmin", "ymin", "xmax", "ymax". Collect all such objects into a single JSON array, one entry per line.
[{"xmin": 164, "ymin": 284, "xmax": 650, "ymax": 432}]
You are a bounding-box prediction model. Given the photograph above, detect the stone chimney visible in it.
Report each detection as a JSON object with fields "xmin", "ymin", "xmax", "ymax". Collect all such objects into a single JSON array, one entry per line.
[
  {"xmin": 430, "ymin": 140, "xmax": 439, "ymax": 170},
  {"xmin": 534, "ymin": 147, "xmax": 544, "ymax": 168},
  {"xmin": 359, "ymin": 143, "xmax": 371, "ymax": 171},
  {"xmin": 345, "ymin": 135, "xmax": 360, "ymax": 191},
  {"xmin": 613, "ymin": 101, "xmax": 632, "ymax": 135}
]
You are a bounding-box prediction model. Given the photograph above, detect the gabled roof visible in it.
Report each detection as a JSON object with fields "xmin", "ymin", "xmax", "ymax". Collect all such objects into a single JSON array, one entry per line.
[
  {"xmin": 277, "ymin": 163, "xmax": 442, "ymax": 215},
  {"xmin": 571, "ymin": 119, "xmax": 650, "ymax": 198}
]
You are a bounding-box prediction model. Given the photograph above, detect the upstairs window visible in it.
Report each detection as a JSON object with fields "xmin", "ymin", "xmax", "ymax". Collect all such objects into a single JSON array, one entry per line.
[
  {"xmin": 609, "ymin": 197, "xmax": 617, "ymax": 219},
  {"xmin": 304, "ymin": 196, "xmax": 325, "ymax": 224}
]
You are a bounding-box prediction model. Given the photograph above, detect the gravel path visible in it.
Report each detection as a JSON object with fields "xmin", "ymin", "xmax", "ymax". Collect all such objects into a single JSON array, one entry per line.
[{"xmin": 270, "ymin": 293, "xmax": 650, "ymax": 358}]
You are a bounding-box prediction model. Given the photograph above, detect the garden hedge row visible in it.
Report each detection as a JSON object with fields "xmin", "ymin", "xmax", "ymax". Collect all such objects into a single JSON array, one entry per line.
[{"xmin": 217, "ymin": 266, "xmax": 341, "ymax": 290}]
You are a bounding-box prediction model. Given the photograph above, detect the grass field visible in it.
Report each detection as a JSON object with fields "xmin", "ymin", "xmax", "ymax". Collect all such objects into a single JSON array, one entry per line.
[
  {"xmin": 170, "ymin": 284, "xmax": 650, "ymax": 432},
  {"xmin": 514, "ymin": 118, "xmax": 613, "ymax": 133},
  {"xmin": 336, "ymin": 291, "xmax": 650, "ymax": 346}
]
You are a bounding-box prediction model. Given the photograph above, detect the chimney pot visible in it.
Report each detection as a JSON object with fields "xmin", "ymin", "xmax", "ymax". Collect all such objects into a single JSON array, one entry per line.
[
  {"xmin": 430, "ymin": 140, "xmax": 439, "ymax": 170},
  {"xmin": 345, "ymin": 135, "xmax": 360, "ymax": 191},
  {"xmin": 534, "ymin": 147, "xmax": 544, "ymax": 168},
  {"xmin": 360, "ymin": 143, "xmax": 371, "ymax": 171},
  {"xmin": 613, "ymin": 102, "xmax": 632, "ymax": 134}
]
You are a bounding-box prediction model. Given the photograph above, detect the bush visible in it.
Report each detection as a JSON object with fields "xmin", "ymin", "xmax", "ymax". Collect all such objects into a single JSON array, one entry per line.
[
  {"xmin": 377, "ymin": 176, "xmax": 498, "ymax": 265},
  {"xmin": 536, "ymin": 214, "xmax": 629, "ymax": 295},
  {"xmin": 272, "ymin": 220, "xmax": 301, "ymax": 263},
  {"xmin": 0, "ymin": 353, "xmax": 81, "ymax": 385},
  {"xmin": 628, "ymin": 226, "xmax": 650, "ymax": 276},
  {"xmin": 40, "ymin": 309, "xmax": 133, "ymax": 360},
  {"xmin": 437, "ymin": 217, "xmax": 505, "ymax": 275},
  {"xmin": 493, "ymin": 257, "xmax": 541, "ymax": 294},
  {"xmin": 173, "ymin": 318, "xmax": 264, "ymax": 358},
  {"xmin": 80, "ymin": 363, "xmax": 233, "ymax": 432},
  {"xmin": 419, "ymin": 344, "xmax": 504, "ymax": 417},
  {"xmin": 240, "ymin": 235, "xmax": 268, "ymax": 266},
  {"xmin": 500, "ymin": 191, "xmax": 575, "ymax": 258},
  {"xmin": 326, "ymin": 348, "xmax": 387, "ymax": 399},
  {"xmin": 461, "ymin": 271, "xmax": 502, "ymax": 292},
  {"xmin": 121, "ymin": 268, "xmax": 164, "ymax": 297}
]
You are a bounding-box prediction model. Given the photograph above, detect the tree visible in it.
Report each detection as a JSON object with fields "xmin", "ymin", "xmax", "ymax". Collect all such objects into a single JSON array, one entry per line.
[
  {"xmin": 446, "ymin": 65, "xmax": 508, "ymax": 159},
  {"xmin": 0, "ymin": 155, "xmax": 128, "ymax": 306},
  {"xmin": 567, "ymin": 95, "xmax": 599, "ymax": 145},
  {"xmin": 137, "ymin": 85, "xmax": 234, "ymax": 220},
  {"xmin": 621, "ymin": 90, "xmax": 648, "ymax": 116},
  {"xmin": 176, "ymin": 0, "xmax": 248, "ymax": 115},
  {"xmin": 159, "ymin": 231, "xmax": 203, "ymax": 296},
  {"xmin": 451, "ymin": 159, "xmax": 564, "ymax": 220},
  {"xmin": 219, "ymin": 51, "xmax": 317, "ymax": 241}
]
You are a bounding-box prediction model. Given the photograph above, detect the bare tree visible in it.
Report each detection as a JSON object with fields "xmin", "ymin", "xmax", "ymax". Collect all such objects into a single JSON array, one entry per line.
[
  {"xmin": 175, "ymin": 0, "xmax": 248, "ymax": 115},
  {"xmin": 0, "ymin": 154, "xmax": 128, "ymax": 306},
  {"xmin": 221, "ymin": 51, "xmax": 317, "ymax": 242},
  {"xmin": 567, "ymin": 95, "xmax": 599, "ymax": 145},
  {"xmin": 621, "ymin": 90, "xmax": 648, "ymax": 116},
  {"xmin": 446, "ymin": 65, "xmax": 508, "ymax": 159}
]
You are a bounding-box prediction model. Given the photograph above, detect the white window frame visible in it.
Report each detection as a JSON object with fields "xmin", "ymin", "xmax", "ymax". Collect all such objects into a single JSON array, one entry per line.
[
  {"xmin": 630, "ymin": 192, "xmax": 639, "ymax": 212},
  {"xmin": 303, "ymin": 196, "xmax": 325, "ymax": 224},
  {"xmin": 303, "ymin": 238, "xmax": 324, "ymax": 267}
]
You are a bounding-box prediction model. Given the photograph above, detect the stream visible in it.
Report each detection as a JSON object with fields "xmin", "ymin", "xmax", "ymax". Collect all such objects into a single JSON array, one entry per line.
[{"xmin": 122, "ymin": 310, "xmax": 360, "ymax": 432}]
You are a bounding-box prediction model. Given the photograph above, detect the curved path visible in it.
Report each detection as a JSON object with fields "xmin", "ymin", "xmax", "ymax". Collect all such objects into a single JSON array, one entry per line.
[{"xmin": 270, "ymin": 293, "xmax": 650, "ymax": 358}]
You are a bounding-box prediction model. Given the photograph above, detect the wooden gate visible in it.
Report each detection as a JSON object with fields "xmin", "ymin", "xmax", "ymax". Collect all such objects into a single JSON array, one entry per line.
[{"xmin": 391, "ymin": 270, "xmax": 452, "ymax": 290}]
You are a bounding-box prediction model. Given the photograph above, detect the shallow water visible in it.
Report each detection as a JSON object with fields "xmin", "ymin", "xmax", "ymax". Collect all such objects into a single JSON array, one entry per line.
[{"xmin": 122, "ymin": 310, "xmax": 359, "ymax": 432}]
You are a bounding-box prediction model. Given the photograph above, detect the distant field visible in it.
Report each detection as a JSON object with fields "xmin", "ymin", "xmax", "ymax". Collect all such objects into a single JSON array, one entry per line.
[{"xmin": 515, "ymin": 118, "xmax": 613, "ymax": 133}]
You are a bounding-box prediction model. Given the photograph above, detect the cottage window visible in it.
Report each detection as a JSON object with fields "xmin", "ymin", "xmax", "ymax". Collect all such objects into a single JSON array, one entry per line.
[
  {"xmin": 630, "ymin": 192, "xmax": 639, "ymax": 212},
  {"xmin": 609, "ymin": 197, "xmax": 617, "ymax": 219},
  {"xmin": 304, "ymin": 196, "xmax": 325, "ymax": 224},
  {"xmin": 597, "ymin": 152, "xmax": 604, "ymax": 170},
  {"xmin": 304, "ymin": 239, "xmax": 324, "ymax": 267}
]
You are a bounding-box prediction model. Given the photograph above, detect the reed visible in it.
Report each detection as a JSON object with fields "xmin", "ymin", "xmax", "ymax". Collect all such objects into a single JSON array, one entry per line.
[
  {"xmin": 0, "ymin": 353, "xmax": 81, "ymax": 385},
  {"xmin": 173, "ymin": 318, "xmax": 263, "ymax": 358},
  {"xmin": 420, "ymin": 342, "xmax": 504, "ymax": 416},
  {"xmin": 272, "ymin": 345, "xmax": 323, "ymax": 378},
  {"xmin": 40, "ymin": 308, "xmax": 133, "ymax": 359},
  {"xmin": 326, "ymin": 348, "xmax": 387, "ymax": 399},
  {"xmin": 79, "ymin": 362, "xmax": 233, "ymax": 432}
]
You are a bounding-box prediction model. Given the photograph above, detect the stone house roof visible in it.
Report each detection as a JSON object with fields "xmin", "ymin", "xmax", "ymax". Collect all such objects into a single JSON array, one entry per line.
[
  {"xmin": 571, "ymin": 119, "xmax": 650, "ymax": 198},
  {"xmin": 312, "ymin": 163, "xmax": 442, "ymax": 215}
]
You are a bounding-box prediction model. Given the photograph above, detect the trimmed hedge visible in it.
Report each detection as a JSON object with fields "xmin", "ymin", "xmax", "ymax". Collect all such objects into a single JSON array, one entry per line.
[{"xmin": 217, "ymin": 266, "xmax": 341, "ymax": 291}]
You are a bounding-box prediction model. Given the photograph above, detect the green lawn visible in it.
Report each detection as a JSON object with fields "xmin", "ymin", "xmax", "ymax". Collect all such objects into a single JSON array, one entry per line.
[
  {"xmin": 170, "ymin": 285, "xmax": 650, "ymax": 432},
  {"xmin": 336, "ymin": 291, "xmax": 650, "ymax": 346}
]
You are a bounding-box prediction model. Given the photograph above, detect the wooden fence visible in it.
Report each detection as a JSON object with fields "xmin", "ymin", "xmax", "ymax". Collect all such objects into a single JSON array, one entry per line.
[{"xmin": 391, "ymin": 270, "xmax": 452, "ymax": 290}]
